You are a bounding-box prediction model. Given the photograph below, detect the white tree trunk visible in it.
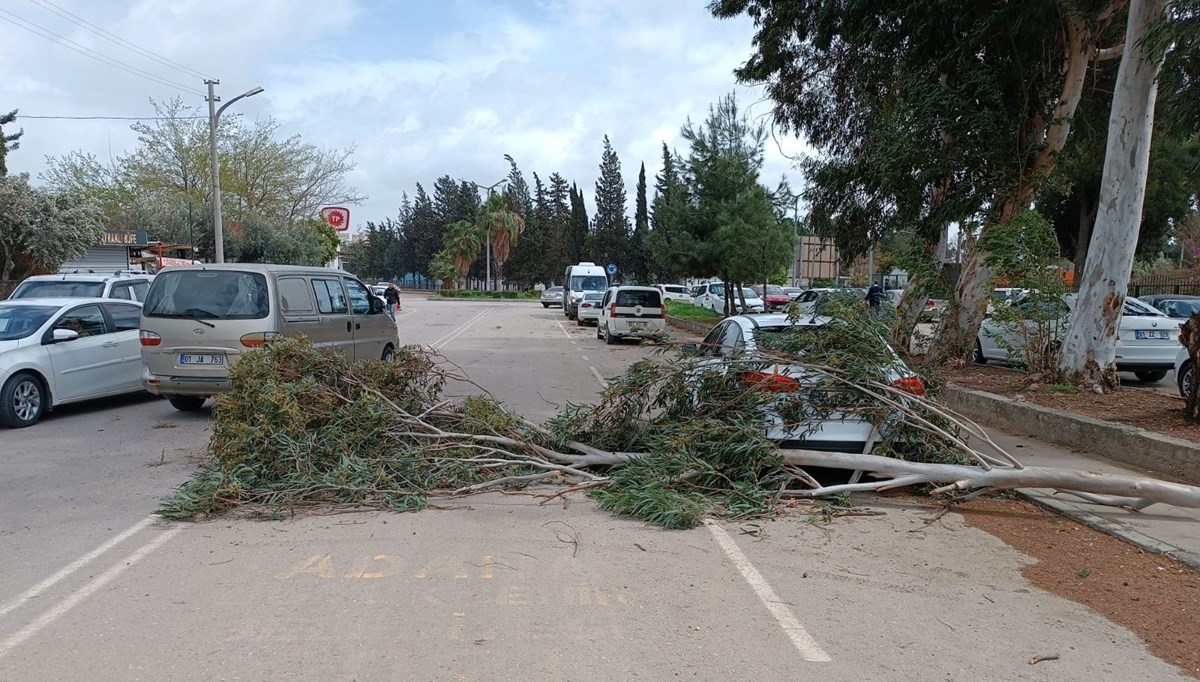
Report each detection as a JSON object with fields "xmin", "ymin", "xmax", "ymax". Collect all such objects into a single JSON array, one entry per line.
[{"xmin": 1060, "ymin": 0, "xmax": 1166, "ymax": 381}]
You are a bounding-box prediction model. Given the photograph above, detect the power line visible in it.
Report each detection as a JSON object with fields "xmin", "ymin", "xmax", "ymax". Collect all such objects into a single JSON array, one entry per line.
[
  {"xmin": 20, "ymin": 115, "xmax": 207, "ymax": 120},
  {"xmin": 24, "ymin": 0, "xmax": 212, "ymax": 81},
  {"xmin": 0, "ymin": 8, "xmax": 204, "ymax": 96}
]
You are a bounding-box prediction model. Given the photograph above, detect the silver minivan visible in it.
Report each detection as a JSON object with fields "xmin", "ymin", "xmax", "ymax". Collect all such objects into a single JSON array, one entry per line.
[{"xmin": 139, "ymin": 264, "xmax": 399, "ymax": 411}]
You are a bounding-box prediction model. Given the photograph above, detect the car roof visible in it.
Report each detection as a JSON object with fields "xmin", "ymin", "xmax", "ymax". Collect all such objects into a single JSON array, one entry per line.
[
  {"xmin": 23, "ymin": 272, "xmax": 151, "ymax": 283},
  {"xmin": 1, "ymin": 296, "xmax": 128, "ymax": 308},
  {"xmin": 725, "ymin": 313, "xmax": 834, "ymax": 330},
  {"xmin": 608, "ymin": 285, "xmax": 660, "ymax": 292},
  {"xmin": 1142, "ymin": 293, "xmax": 1200, "ymax": 301},
  {"xmin": 157, "ymin": 263, "xmax": 348, "ymax": 275}
]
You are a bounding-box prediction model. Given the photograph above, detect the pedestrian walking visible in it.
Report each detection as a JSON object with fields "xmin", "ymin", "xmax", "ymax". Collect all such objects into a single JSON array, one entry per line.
[
  {"xmin": 866, "ymin": 282, "xmax": 884, "ymax": 308},
  {"xmin": 384, "ymin": 285, "xmax": 400, "ymax": 313}
]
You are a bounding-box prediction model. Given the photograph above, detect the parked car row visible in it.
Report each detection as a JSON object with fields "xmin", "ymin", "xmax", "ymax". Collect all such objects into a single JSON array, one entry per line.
[{"xmin": 1, "ymin": 264, "xmax": 400, "ymax": 428}]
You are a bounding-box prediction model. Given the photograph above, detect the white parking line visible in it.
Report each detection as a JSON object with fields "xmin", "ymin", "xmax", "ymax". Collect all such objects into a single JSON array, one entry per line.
[
  {"xmin": 580, "ymin": 355, "xmax": 590, "ymax": 362},
  {"xmin": 704, "ymin": 520, "xmax": 831, "ymax": 663},
  {"xmin": 0, "ymin": 517, "xmax": 155, "ymax": 622},
  {"xmin": 589, "ymin": 367, "xmax": 608, "ymax": 389},
  {"xmin": 0, "ymin": 524, "xmax": 184, "ymax": 659},
  {"xmin": 431, "ymin": 308, "xmax": 491, "ymax": 350},
  {"xmin": 554, "ymin": 320, "xmax": 573, "ymax": 339}
]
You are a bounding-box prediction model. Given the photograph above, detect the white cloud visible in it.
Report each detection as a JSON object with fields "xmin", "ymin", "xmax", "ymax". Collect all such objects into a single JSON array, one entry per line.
[{"xmin": 2, "ymin": 0, "xmax": 809, "ymax": 231}]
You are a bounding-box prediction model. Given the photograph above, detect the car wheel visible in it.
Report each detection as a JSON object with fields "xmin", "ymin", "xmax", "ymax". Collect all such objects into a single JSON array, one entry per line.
[
  {"xmin": 168, "ymin": 396, "xmax": 207, "ymax": 412},
  {"xmin": 971, "ymin": 339, "xmax": 987, "ymax": 365},
  {"xmin": 1176, "ymin": 362, "xmax": 1193, "ymax": 399},
  {"xmin": 542, "ymin": 303, "xmax": 549, "ymax": 308},
  {"xmin": 381, "ymin": 344, "xmax": 395, "ymax": 362},
  {"xmin": 1, "ymin": 372, "xmax": 46, "ymax": 428},
  {"xmin": 1134, "ymin": 370, "xmax": 1168, "ymax": 383},
  {"xmin": 605, "ymin": 328, "xmax": 618, "ymax": 345},
  {"xmin": 596, "ymin": 324, "xmax": 603, "ymax": 340},
  {"xmin": 577, "ymin": 316, "xmax": 586, "ymax": 327}
]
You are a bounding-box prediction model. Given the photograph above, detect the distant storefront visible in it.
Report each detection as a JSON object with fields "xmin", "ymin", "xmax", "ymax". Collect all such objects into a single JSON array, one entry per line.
[{"xmin": 60, "ymin": 229, "xmax": 148, "ymax": 274}]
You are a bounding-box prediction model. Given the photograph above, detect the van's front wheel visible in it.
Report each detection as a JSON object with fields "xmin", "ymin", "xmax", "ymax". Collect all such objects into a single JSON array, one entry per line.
[
  {"xmin": 382, "ymin": 345, "xmax": 395, "ymax": 362},
  {"xmin": 168, "ymin": 396, "xmax": 206, "ymax": 412}
]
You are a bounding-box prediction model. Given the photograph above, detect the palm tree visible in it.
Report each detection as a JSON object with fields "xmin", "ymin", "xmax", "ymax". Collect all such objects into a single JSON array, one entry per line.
[
  {"xmin": 443, "ymin": 220, "xmax": 482, "ymax": 290},
  {"xmin": 476, "ymin": 192, "xmax": 525, "ymax": 289}
]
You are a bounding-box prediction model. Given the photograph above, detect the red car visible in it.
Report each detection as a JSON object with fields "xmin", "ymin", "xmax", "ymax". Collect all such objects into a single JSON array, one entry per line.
[{"xmin": 751, "ymin": 285, "xmax": 792, "ymax": 312}]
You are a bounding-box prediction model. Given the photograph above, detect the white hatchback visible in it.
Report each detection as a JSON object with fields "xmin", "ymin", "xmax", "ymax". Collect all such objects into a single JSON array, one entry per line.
[
  {"xmin": 656, "ymin": 284, "xmax": 693, "ymax": 303},
  {"xmin": 0, "ymin": 298, "xmax": 145, "ymax": 428},
  {"xmin": 596, "ymin": 286, "xmax": 666, "ymax": 344},
  {"xmin": 576, "ymin": 291, "xmax": 605, "ymax": 326}
]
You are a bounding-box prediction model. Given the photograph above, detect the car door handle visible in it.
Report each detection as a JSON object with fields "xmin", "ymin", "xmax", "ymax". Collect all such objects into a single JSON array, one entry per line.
[
  {"xmin": 102, "ymin": 340, "xmax": 119, "ymax": 348},
  {"xmin": 346, "ymin": 321, "xmax": 352, "ymax": 333}
]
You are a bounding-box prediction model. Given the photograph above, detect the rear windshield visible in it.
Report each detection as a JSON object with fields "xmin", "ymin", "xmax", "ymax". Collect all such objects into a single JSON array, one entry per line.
[
  {"xmin": 0, "ymin": 305, "xmax": 58, "ymax": 340},
  {"xmin": 11, "ymin": 280, "xmax": 104, "ymax": 299},
  {"xmin": 144, "ymin": 270, "xmax": 270, "ymax": 320},
  {"xmin": 763, "ymin": 285, "xmax": 786, "ymax": 296},
  {"xmin": 584, "ymin": 292, "xmax": 603, "ymax": 301},
  {"xmin": 616, "ymin": 290, "xmax": 662, "ymax": 307}
]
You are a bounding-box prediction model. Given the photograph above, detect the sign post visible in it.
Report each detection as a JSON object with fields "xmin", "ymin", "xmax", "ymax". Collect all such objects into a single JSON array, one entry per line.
[{"xmin": 606, "ymin": 263, "xmax": 617, "ymax": 276}]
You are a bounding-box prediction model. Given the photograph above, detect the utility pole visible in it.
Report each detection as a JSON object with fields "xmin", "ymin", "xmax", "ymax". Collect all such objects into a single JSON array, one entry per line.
[
  {"xmin": 469, "ymin": 176, "xmax": 507, "ymax": 291},
  {"xmin": 206, "ymin": 80, "xmax": 264, "ymax": 263}
]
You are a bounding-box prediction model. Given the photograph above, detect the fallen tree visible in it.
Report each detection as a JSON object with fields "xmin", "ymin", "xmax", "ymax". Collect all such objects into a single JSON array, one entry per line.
[{"xmin": 161, "ymin": 308, "xmax": 1200, "ymax": 526}]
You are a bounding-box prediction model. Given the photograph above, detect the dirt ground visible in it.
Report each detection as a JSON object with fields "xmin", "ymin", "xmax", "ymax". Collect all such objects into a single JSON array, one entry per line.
[
  {"xmin": 958, "ymin": 497, "xmax": 1200, "ymax": 678},
  {"xmin": 944, "ymin": 364, "xmax": 1199, "ymax": 441}
]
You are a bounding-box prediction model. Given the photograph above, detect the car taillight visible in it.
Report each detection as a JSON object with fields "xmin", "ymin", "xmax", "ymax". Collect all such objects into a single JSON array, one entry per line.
[
  {"xmin": 740, "ymin": 370, "xmax": 801, "ymax": 392},
  {"xmin": 582, "ymin": 303, "xmax": 592, "ymax": 308},
  {"xmin": 240, "ymin": 332, "xmax": 282, "ymax": 348},
  {"xmin": 609, "ymin": 303, "xmax": 617, "ymax": 318},
  {"xmin": 139, "ymin": 330, "xmax": 161, "ymax": 346},
  {"xmin": 892, "ymin": 376, "xmax": 926, "ymax": 396}
]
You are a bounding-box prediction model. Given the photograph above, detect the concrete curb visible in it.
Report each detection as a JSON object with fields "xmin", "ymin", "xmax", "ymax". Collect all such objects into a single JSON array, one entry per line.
[
  {"xmin": 665, "ymin": 316, "xmax": 715, "ymax": 337},
  {"xmin": 1015, "ymin": 489, "xmax": 1200, "ymax": 570},
  {"xmin": 423, "ymin": 296, "xmax": 536, "ymax": 303},
  {"xmin": 942, "ymin": 385, "xmax": 1200, "ymax": 486}
]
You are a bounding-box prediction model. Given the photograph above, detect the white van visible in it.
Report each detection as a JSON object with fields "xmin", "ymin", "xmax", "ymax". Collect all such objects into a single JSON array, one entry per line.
[
  {"xmin": 563, "ymin": 262, "xmax": 608, "ymax": 320},
  {"xmin": 139, "ymin": 264, "xmax": 399, "ymax": 412},
  {"xmin": 596, "ymin": 286, "xmax": 665, "ymax": 343}
]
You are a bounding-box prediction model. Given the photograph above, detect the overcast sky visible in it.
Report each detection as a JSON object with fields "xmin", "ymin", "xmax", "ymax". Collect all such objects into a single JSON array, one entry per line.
[{"xmin": 2, "ymin": 0, "xmax": 807, "ymax": 232}]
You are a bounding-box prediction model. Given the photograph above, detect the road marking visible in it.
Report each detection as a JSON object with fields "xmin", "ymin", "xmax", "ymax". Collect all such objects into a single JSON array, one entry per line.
[
  {"xmin": 589, "ymin": 367, "xmax": 608, "ymax": 389},
  {"xmin": 704, "ymin": 520, "xmax": 831, "ymax": 663},
  {"xmin": 0, "ymin": 517, "xmax": 155, "ymax": 622},
  {"xmin": 431, "ymin": 308, "xmax": 491, "ymax": 349},
  {"xmin": 554, "ymin": 320, "xmax": 573, "ymax": 339},
  {"xmin": 0, "ymin": 524, "xmax": 183, "ymax": 659},
  {"xmin": 580, "ymin": 355, "xmax": 590, "ymax": 361}
]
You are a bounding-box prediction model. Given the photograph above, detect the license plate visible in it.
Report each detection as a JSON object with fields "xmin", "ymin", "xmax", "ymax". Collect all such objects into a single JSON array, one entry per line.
[
  {"xmin": 630, "ymin": 322, "xmax": 646, "ymax": 329},
  {"xmin": 1135, "ymin": 330, "xmax": 1170, "ymax": 340},
  {"xmin": 180, "ymin": 354, "xmax": 224, "ymax": 365}
]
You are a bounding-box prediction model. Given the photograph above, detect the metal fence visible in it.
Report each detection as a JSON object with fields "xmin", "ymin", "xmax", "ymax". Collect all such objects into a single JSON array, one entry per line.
[{"xmin": 1128, "ymin": 276, "xmax": 1200, "ymax": 298}]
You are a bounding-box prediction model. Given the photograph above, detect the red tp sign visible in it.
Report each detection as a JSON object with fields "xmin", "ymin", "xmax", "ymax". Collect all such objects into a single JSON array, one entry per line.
[{"xmin": 320, "ymin": 206, "xmax": 350, "ymax": 231}]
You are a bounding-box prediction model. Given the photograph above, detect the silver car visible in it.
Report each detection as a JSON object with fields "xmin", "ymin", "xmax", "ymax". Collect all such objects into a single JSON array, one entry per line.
[{"xmin": 540, "ymin": 286, "xmax": 564, "ymax": 308}]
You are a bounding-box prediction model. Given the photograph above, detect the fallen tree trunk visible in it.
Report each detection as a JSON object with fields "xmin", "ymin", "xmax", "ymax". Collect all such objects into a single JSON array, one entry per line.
[{"xmin": 778, "ymin": 449, "xmax": 1200, "ymax": 509}]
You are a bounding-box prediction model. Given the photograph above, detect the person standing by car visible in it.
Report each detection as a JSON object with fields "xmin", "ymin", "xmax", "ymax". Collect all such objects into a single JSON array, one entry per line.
[
  {"xmin": 866, "ymin": 282, "xmax": 885, "ymax": 308},
  {"xmin": 384, "ymin": 285, "xmax": 400, "ymax": 313}
]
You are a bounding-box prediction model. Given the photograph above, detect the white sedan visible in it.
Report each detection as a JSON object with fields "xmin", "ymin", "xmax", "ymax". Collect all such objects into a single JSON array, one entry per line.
[
  {"xmin": 974, "ymin": 294, "xmax": 1180, "ymax": 382},
  {"xmin": 0, "ymin": 298, "xmax": 145, "ymax": 428}
]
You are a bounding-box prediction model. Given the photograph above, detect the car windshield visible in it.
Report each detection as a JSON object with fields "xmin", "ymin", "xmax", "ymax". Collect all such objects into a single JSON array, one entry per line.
[
  {"xmin": 1164, "ymin": 300, "xmax": 1200, "ymax": 317},
  {"xmin": 616, "ymin": 290, "xmax": 661, "ymax": 307},
  {"xmin": 763, "ymin": 285, "xmax": 786, "ymax": 296},
  {"xmin": 1123, "ymin": 297, "xmax": 1167, "ymax": 317},
  {"xmin": 0, "ymin": 304, "xmax": 59, "ymax": 340},
  {"xmin": 570, "ymin": 276, "xmax": 607, "ymax": 291},
  {"xmin": 10, "ymin": 280, "xmax": 105, "ymax": 298},
  {"xmin": 739, "ymin": 289, "xmax": 761, "ymax": 299},
  {"xmin": 547, "ymin": 287, "xmax": 562, "ymax": 293},
  {"xmin": 144, "ymin": 270, "xmax": 270, "ymax": 320}
]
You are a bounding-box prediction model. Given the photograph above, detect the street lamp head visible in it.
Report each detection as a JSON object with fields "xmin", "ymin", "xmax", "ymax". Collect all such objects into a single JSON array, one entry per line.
[{"xmin": 242, "ymin": 86, "xmax": 265, "ymax": 98}]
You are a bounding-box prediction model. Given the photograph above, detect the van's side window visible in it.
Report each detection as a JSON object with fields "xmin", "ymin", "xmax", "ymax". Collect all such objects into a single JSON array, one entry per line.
[
  {"xmin": 344, "ymin": 279, "xmax": 372, "ymax": 315},
  {"xmin": 312, "ymin": 279, "xmax": 348, "ymax": 314},
  {"xmin": 279, "ymin": 277, "xmax": 316, "ymax": 314}
]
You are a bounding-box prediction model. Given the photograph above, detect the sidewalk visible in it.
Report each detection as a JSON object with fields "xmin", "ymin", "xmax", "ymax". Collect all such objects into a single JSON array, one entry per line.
[{"xmin": 985, "ymin": 428, "xmax": 1200, "ymax": 569}]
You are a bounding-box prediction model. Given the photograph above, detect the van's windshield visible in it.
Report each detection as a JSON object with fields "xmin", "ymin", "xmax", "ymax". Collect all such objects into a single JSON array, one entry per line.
[
  {"xmin": 144, "ymin": 270, "xmax": 270, "ymax": 320},
  {"xmin": 570, "ymin": 275, "xmax": 607, "ymax": 291}
]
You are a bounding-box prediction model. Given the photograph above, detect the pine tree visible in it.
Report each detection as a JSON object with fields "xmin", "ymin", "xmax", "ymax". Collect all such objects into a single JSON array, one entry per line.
[
  {"xmin": 568, "ymin": 183, "xmax": 590, "ymax": 265},
  {"xmin": 648, "ymin": 143, "xmax": 685, "ymax": 282},
  {"xmin": 0, "ymin": 110, "xmax": 21, "ymax": 177},
  {"xmin": 408, "ymin": 184, "xmax": 442, "ymax": 280},
  {"xmin": 547, "ymin": 173, "xmax": 573, "ymax": 281},
  {"xmin": 504, "ymin": 171, "xmax": 546, "ymax": 287},
  {"xmin": 591, "ymin": 135, "xmax": 630, "ymax": 278},
  {"xmin": 630, "ymin": 161, "xmax": 650, "ymax": 283}
]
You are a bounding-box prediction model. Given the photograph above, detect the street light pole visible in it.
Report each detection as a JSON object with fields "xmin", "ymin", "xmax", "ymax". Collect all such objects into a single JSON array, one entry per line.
[
  {"xmin": 206, "ymin": 80, "xmax": 264, "ymax": 263},
  {"xmin": 468, "ymin": 177, "xmax": 507, "ymax": 291}
]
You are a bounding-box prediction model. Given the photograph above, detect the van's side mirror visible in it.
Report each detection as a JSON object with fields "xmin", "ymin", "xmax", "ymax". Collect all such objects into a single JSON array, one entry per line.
[
  {"xmin": 50, "ymin": 328, "xmax": 79, "ymax": 344},
  {"xmin": 369, "ymin": 296, "xmax": 383, "ymax": 314}
]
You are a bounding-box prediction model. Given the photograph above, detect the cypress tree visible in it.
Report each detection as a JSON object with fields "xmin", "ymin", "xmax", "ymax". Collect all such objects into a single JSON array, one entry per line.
[{"xmin": 591, "ymin": 135, "xmax": 630, "ymax": 278}]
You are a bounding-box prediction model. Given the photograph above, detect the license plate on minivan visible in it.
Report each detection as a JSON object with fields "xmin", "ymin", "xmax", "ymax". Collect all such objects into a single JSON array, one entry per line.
[
  {"xmin": 1135, "ymin": 330, "xmax": 1171, "ymax": 340},
  {"xmin": 179, "ymin": 354, "xmax": 224, "ymax": 366}
]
